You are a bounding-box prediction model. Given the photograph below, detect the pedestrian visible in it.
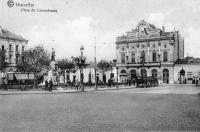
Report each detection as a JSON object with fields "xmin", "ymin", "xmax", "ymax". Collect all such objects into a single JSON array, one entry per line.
[
  {"xmin": 49, "ymin": 79, "xmax": 53, "ymax": 92},
  {"xmin": 196, "ymin": 78, "xmax": 198, "ymax": 86},
  {"xmin": 75, "ymin": 79, "xmax": 79, "ymax": 90},
  {"xmin": 108, "ymin": 79, "xmax": 111, "ymax": 88},
  {"xmin": 45, "ymin": 80, "xmax": 49, "ymax": 91}
]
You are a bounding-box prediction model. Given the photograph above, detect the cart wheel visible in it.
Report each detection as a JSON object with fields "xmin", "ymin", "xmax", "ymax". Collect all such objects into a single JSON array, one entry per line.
[
  {"xmin": 147, "ymin": 81, "xmax": 151, "ymax": 87},
  {"xmin": 143, "ymin": 83, "xmax": 146, "ymax": 88}
]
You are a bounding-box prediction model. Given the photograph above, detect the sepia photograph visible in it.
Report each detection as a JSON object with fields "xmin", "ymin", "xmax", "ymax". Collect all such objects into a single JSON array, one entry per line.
[{"xmin": 0, "ymin": 0, "xmax": 200, "ymax": 131}]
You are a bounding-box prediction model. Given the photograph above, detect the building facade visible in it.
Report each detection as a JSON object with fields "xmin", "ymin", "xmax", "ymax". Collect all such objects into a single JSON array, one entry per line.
[
  {"xmin": 0, "ymin": 26, "xmax": 28, "ymax": 71},
  {"xmin": 174, "ymin": 57, "xmax": 200, "ymax": 84},
  {"xmin": 116, "ymin": 20, "xmax": 184, "ymax": 84},
  {"xmin": 66, "ymin": 67, "xmax": 117, "ymax": 84}
]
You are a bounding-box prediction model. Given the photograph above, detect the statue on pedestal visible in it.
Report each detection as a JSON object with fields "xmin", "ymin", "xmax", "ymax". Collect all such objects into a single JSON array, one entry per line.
[
  {"xmin": 50, "ymin": 48, "xmax": 56, "ymax": 71},
  {"xmin": 51, "ymin": 48, "xmax": 55, "ymax": 61}
]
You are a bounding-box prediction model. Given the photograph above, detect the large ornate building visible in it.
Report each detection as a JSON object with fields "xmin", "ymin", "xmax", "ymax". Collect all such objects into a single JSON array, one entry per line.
[
  {"xmin": 116, "ymin": 20, "xmax": 184, "ymax": 84},
  {"xmin": 0, "ymin": 26, "xmax": 28, "ymax": 71}
]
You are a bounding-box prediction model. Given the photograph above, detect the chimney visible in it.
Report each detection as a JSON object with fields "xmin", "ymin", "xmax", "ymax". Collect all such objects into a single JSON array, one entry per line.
[{"xmin": 162, "ymin": 26, "xmax": 165, "ymax": 32}]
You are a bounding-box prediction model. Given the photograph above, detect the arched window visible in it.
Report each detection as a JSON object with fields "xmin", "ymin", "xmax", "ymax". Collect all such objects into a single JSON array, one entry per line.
[
  {"xmin": 163, "ymin": 51, "xmax": 168, "ymax": 62},
  {"xmin": 120, "ymin": 69, "xmax": 126, "ymax": 74},
  {"xmin": 152, "ymin": 69, "xmax": 157, "ymax": 78},
  {"xmin": 131, "ymin": 52, "xmax": 135, "ymax": 63},
  {"xmin": 152, "ymin": 52, "xmax": 157, "ymax": 62},
  {"xmin": 130, "ymin": 69, "xmax": 136, "ymax": 79},
  {"xmin": 121, "ymin": 53, "xmax": 125, "ymax": 64}
]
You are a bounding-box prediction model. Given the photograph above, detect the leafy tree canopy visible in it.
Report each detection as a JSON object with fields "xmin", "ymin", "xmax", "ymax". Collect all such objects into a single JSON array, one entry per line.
[
  {"xmin": 16, "ymin": 46, "xmax": 51, "ymax": 73},
  {"xmin": 57, "ymin": 58, "xmax": 75, "ymax": 71},
  {"xmin": 97, "ymin": 60, "xmax": 111, "ymax": 71},
  {"xmin": 71, "ymin": 56, "xmax": 88, "ymax": 68}
]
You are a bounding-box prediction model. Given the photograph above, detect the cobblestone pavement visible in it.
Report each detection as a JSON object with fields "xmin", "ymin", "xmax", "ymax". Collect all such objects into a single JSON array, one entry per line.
[{"xmin": 0, "ymin": 84, "xmax": 200, "ymax": 131}]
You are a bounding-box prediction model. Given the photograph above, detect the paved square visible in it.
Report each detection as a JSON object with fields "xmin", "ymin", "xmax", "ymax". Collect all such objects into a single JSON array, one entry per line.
[{"xmin": 0, "ymin": 84, "xmax": 200, "ymax": 131}]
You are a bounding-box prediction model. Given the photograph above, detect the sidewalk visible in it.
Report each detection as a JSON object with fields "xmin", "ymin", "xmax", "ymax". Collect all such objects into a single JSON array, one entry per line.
[
  {"xmin": 1, "ymin": 84, "xmax": 197, "ymax": 95},
  {"xmin": 0, "ymin": 85, "xmax": 134, "ymax": 95}
]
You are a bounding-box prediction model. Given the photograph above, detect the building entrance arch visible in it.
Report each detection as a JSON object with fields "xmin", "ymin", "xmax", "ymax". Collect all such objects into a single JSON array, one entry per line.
[
  {"xmin": 130, "ymin": 69, "xmax": 136, "ymax": 80},
  {"xmin": 152, "ymin": 69, "xmax": 157, "ymax": 78},
  {"xmin": 141, "ymin": 69, "xmax": 147, "ymax": 77},
  {"xmin": 179, "ymin": 68, "xmax": 185, "ymax": 84},
  {"xmin": 120, "ymin": 69, "xmax": 127, "ymax": 84},
  {"xmin": 163, "ymin": 69, "xmax": 169, "ymax": 83}
]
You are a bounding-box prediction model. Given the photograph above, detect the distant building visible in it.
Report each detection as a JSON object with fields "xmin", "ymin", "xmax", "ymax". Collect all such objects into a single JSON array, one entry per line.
[
  {"xmin": 0, "ymin": 26, "xmax": 28, "ymax": 71},
  {"xmin": 174, "ymin": 57, "xmax": 200, "ymax": 83},
  {"xmin": 115, "ymin": 20, "xmax": 184, "ymax": 84},
  {"xmin": 67, "ymin": 67, "xmax": 117, "ymax": 84}
]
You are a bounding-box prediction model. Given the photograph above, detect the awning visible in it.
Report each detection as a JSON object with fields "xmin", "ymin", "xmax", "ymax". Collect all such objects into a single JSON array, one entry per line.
[
  {"xmin": 28, "ymin": 74, "xmax": 35, "ymax": 79},
  {"xmin": 15, "ymin": 74, "xmax": 35, "ymax": 80},
  {"xmin": 15, "ymin": 74, "xmax": 28, "ymax": 80}
]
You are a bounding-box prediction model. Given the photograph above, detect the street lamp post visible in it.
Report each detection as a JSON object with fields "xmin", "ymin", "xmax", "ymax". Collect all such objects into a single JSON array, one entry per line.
[
  {"xmin": 80, "ymin": 45, "xmax": 84, "ymax": 91},
  {"xmin": 116, "ymin": 67, "xmax": 119, "ymax": 89}
]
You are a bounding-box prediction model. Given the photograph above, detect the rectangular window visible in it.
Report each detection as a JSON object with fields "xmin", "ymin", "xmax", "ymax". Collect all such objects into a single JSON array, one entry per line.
[
  {"xmin": 9, "ymin": 55, "xmax": 12, "ymax": 63},
  {"xmin": 131, "ymin": 52, "xmax": 135, "ymax": 63},
  {"xmin": 163, "ymin": 51, "xmax": 168, "ymax": 62},
  {"xmin": 2, "ymin": 45, "xmax": 4, "ymax": 51},
  {"xmin": 187, "ymin": 72, "xmax": 193, "ymax": 80},
  {"xmin": 16, "ymin": 45, "xmax": 18, "ymax": 52},
  {"xmin": 22, "ymin": 46, "xmax": 25, "ymax": 52},
  {"xmin": 141, "ymin": 51, "xmax": 145, "ymax": 62},
  {"xmin": 110, "ymin": 73, "xmax": 114, "ymax": 78},
  {"xmin": 16, "ymin": 55, "xmax": 19, "ymax": 64},
  {"xmin": 9, "ymin": 45, "xmax": 12, "ymax": 51},
  {"xmin": 152, "ymin": 52, "xmax": 157, "ymax": 62},
  {"xmin": 121, "ymin": 53, "xmax": 125, "ymax": 64}
]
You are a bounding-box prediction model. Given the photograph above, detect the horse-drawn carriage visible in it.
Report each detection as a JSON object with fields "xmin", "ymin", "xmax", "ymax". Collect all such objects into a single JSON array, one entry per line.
[{"xmin": 135, "ymin": 76, "xmax": 158, "ymax": 88}]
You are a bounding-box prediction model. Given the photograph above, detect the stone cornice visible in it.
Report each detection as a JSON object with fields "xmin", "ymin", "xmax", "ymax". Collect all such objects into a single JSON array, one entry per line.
[{"xmin": 116, "ymin": 36, "xmax": 174, "ymax": 44}]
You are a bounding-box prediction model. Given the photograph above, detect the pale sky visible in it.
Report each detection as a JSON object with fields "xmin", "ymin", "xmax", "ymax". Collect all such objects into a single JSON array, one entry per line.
[{"xmin": 0, "ymin": 0, "xmax": 200, "ymax": 61}]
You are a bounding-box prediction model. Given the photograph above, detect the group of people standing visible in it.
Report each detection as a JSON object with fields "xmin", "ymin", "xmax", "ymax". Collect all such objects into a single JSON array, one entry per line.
[{"xmin": 45, "ymin": 79, "xmax": 53, "ymax": 92}]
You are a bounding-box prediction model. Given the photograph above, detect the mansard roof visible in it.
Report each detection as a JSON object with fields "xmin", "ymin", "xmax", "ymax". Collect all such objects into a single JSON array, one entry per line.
[{"xmin": 0, "ymin": 27, "xmax": 28, "ymax": 42}]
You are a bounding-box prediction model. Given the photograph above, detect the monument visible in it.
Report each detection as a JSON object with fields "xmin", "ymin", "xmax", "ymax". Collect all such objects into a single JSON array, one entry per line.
[{"xmin": 44, "ymin": 48, "xmax": 58, "ymax": 84}]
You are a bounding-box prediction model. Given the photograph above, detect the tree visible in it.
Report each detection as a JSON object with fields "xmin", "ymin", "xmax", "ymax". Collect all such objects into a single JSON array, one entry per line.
[
  {"xmin": 0, "ymin": 49, "xmax": 7, "ymax": 72},
  {"xmin": 71, "ymin": 56, "xmax": 88, "ymax": 69},
  {"xmin": 57, "ymin": 58, "xmax": 75, "ymax": 82},
  {"xmin": 57, "ymin": 58, "xmax": 75, "ymax": 72},
  {"xmin": 97, "ymin": 60, "xmax": 111, "ymax": 83},
  {"xmin": 97, "ymin": 60, "xmax": 111, "ymax": 72},
  {"xmin": 16, "ymin": 46, "xmax": 51, "ymax": 86},
  {"xmin": 16, "ymin": 46, "xmax": 51, "ymax": 73}
]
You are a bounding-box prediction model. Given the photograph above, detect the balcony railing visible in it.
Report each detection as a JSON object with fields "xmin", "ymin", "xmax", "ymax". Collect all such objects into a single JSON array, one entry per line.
[{"xmin": 116, "ymin": 61, "xmax": 174, "ymax": 68}]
